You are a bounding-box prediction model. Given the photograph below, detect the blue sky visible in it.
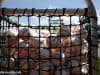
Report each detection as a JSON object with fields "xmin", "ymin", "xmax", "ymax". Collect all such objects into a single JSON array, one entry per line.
[
  {"xmin": 1, "ymin": 0, "xmax": 100, "ymax": 24},
  {"xmin": 1, "ymin": 0, "xmax": 100, "ymax": 9}
]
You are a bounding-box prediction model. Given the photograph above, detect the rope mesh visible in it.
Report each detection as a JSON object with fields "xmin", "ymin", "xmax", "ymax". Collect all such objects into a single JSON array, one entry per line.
[{"xmin": 0, "ymin": 8, "xmax": 98, "ymax": 75}]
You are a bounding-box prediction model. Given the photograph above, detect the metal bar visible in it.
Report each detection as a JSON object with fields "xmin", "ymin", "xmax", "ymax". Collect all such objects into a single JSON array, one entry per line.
[
  {"xmin": 85, "ymin": 0, "xmax": 97, "ymax": 75},
  {"xmin": 0, "ymin": 8, "xmax": 88, "ymax": 16}
]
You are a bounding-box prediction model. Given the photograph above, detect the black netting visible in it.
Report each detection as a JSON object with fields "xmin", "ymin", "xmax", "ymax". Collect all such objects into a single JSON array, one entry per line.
[{"xmin": 0, "ymin": 8, "xmax": 98, "ymax": 75}]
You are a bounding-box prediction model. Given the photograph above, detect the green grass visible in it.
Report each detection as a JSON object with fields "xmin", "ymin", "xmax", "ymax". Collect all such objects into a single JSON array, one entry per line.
[
  {"xmin": 98, "ymin": 57, "xmax": 100, "ymax": 70},
  {"xmin": 50, "ymin": 29, "xmax": 58, "ymax": 34},
  {"xmin": 96, "ymin": 57, "xmax": 100, "ymax": 75}
]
